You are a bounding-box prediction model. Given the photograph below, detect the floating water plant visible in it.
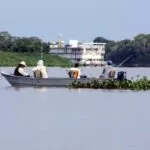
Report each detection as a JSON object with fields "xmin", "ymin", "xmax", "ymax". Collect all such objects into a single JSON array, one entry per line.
[{"xmin": 70, "ymin": 77, "xmax": 150, "ymax": 90}]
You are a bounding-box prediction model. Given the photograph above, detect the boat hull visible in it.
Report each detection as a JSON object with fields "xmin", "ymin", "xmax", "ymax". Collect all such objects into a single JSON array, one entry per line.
[{"xmin": 1, "ymin": 72, "xmax": 100, "ymax": 87}]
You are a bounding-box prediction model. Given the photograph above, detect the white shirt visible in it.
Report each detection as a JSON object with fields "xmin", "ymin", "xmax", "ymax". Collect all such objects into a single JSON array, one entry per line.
[{"xmin": 18, "ymin": 68, "xmax": 29, "ymax": 76}]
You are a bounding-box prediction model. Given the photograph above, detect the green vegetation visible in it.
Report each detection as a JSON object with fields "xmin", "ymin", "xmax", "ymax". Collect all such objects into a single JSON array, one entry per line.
[
  {"xmin": 70, "ymin": 77, "xmax": 150, "ymax": 90},
  {"xmin": 0, "ymin": 31, "xmax": 49, "ymax": 53},
  {"xmin": 0, "ymin": 31, "xmax": 71, "ymax": 67},
  {"xmin": 0, "ymin": 51, "xmax": 71, "ymax": 67},
  {"xmin": 94, "ymin": 34, "xmax": 150, "ymax": 67}
]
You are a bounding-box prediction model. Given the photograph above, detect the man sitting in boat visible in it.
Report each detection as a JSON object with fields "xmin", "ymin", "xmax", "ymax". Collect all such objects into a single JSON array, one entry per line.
[
  {"xmin": 100, "ymin": 60, "xmax": 116, "ymax": 78},
  {"xmin": 32, "ymin": 60, "xmax": 48, "ymax": 78},
  {"xmin": 14, "ymin": 61, "xmax": 30, "ymax": 77},
  {"xmin": 67, "ymin": 63, "xmax": 81, "ymax": 79}
]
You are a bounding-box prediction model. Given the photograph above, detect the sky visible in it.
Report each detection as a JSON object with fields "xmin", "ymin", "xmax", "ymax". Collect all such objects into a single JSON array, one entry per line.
[{"xmin": 0, "ymin": 0, "xmax": 150, "ymax": 43}]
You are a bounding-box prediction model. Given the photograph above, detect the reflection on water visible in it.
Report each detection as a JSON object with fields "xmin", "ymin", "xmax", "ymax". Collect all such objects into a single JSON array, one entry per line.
[
  {"xmin": 34, "ymin": 87, "xmax": 49, "ymax": 92},
  {"xmin": 5, "ymin": 85, "xmax": 51, "ymax": 92},
  {"xmin": 5, "ymin": 86, "xmax": 86, "ymax": 93}
]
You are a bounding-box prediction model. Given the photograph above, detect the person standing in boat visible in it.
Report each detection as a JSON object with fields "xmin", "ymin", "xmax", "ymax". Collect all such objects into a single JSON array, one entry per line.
[
  {"xmin": 32, "ymin": 60, "xmax": 48, "ymax": 78},
  {"xmin": 100, "ymin": 60, "xmax": 116, "ymax": 78},
  {"xmin": 14, "ymin": 61, "xmax": 30, "ymax": 77},
  {"xmin": 67, "ymin": 63, "xmax": 81, "ymax": 79}
]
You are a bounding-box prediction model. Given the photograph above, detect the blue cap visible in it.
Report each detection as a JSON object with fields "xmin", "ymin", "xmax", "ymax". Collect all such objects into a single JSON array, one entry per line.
[{"xmin": 107, "ymin": 60, "xmax": 112, "ymax": 65}]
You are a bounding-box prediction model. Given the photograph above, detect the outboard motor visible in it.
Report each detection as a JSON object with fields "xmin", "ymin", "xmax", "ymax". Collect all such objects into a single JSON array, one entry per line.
[
  {"xmin": 80, "ymin": 75, "xmax": 87, "ymax": 78},
  {"xmin": 117, "ymin": 71, "xmax": 127, "ymax": 81}
]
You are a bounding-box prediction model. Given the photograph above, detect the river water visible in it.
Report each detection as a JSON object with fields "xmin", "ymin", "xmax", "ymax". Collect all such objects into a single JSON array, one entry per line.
[{"xmin": 0, "ymin": 67, "xmax": 150, "ymax": 150}]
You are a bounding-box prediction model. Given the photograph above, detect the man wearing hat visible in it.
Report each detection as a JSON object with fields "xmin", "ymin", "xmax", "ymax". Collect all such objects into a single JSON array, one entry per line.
[
  {"xmin": 66, "ymin": 63, "xmax": 81, "ymax": 79},
  {"xmin": 100, "ymin": 60, "xmax": 116, "ymax": 78},
  {"xmin": 14, "ymin": 61, "xmax": 30, "ymax": 77},
  {"xmin": 32, "ymin": 60, "xmax": 48, "ymax": 78}
]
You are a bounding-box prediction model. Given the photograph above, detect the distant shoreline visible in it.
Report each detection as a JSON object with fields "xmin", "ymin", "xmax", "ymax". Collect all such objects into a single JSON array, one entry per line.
[{"xmin": 0, "ymin": 51, "xmax": 71, "ymax": 67}]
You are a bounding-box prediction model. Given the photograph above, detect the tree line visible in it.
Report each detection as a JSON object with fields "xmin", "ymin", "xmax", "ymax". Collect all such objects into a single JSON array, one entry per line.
[
  {"xmin": 94, "ymin": 34, "xmax": 150, "ymax": 67},
  {"xmin": 0, "ymin": 31, "xmax": 49, "ymax": 54}
]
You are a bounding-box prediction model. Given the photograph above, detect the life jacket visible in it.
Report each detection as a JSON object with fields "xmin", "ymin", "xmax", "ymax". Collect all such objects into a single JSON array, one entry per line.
[
  {"xmin": 108, "ymin": 70, "xmax": 116, "ymax": 78},
  {"xmin": 14, "ymin": 67, "xmax": 24, "ymax": 76},
  {"xmin": 72, "ymin": 70, "xmax": 79, "ymax": 79},
  {"xmin": 33, "ymin": 69, "xmax": 43, "ymax": 78},
  {"xmin": 102, "ymin": 65, "xmax": 116, "ymax": 78},
  {"xmin": 68, "ymin": 70, "xmax": 79, "ymax": 79}
]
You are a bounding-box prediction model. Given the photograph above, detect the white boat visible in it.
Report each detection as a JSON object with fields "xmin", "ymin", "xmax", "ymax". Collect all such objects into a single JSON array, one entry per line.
[
  {"xmin": 1, "ymin": 72, "xmax": 102, "ymax": 87},
  {"xmin": 49, "ymin": 36, "xmax": 106, "ymax": 66}
]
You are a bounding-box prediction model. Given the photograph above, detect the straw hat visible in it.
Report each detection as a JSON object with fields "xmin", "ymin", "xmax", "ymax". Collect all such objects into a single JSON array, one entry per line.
[{"xmin": 19, "ymin": 61, "xmax": 27, "ymax": 66}]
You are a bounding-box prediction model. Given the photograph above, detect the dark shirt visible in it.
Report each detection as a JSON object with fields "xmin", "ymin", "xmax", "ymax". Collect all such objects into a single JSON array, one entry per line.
[
  {"xmin": 14, "ymin": 67, "xmax": 30, "ymax": 77},
  {"xmin": 14, "ymin": 67, "xmax": 24, "ymax": 76}
]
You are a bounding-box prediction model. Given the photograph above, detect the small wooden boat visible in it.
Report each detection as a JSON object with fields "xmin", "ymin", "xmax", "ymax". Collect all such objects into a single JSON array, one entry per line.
[{"xmin": 1, "ymin": 72, "xmax": 102, "ymax": 87}]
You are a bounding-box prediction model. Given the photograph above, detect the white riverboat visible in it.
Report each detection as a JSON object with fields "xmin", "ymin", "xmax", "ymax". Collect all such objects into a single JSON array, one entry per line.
[{"xmin": 49, "ymin": 35, "xmax": 106, "ymax": 66}]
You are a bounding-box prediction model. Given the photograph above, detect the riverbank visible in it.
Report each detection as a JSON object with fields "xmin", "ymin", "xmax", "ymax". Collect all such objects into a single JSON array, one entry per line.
[{"xmin": 0, "ymin": 51, "xmax": 71, "ymax": 67}]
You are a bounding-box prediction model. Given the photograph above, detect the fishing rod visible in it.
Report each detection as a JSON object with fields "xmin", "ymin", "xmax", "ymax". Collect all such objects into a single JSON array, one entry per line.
[
  {"xmin": 117, "ymin": 54, "xmax": 133, "ymax": 67},
  {"xmin": 41, "ymin": 41, "xmax": 43, "ymax": 60}
]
